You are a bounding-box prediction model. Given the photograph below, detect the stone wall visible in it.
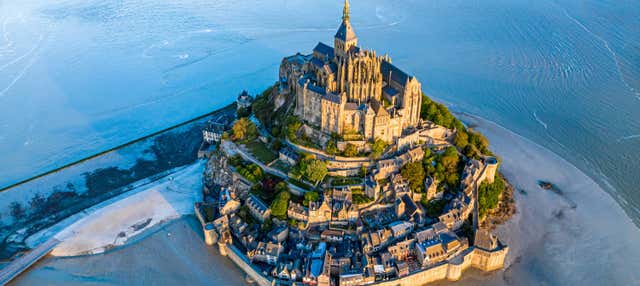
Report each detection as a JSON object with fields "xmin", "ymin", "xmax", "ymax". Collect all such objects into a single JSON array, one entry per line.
[
  {"xmin": 225, "ymin": 244, "xmax": 272, "ymax": 286},
  {"xmin": 216, "ymin": 241, "xmax": 506, "ymax": 286},
  {"xmin": 194, "ymin": 203, "xmax": 217, "ymax": 245},
  {"xmin": 373, "ymin": 246, "xmax": 508, "ymax": 286}
]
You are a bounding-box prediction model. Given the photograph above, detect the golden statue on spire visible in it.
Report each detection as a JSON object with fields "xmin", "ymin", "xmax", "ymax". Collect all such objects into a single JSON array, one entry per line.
[{"xmin": 343, "ymin": 0, "xmax": 350, "ymax": 22}]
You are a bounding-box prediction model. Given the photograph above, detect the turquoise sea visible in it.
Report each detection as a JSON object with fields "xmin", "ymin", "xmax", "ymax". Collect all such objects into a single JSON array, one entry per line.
[{"xmin": 0, "ymin": 0, "xmax": 638, "ymax": 239}]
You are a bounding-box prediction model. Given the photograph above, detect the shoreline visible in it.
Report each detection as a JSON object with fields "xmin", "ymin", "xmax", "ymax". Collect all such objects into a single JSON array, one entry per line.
[
  {"xmin": 0, "ymin": 104, "xmax": 234, "ymax": 260},
  {"xmin": 8, "ymin": 216, "xmax": 247, "ymax": 286},
  {"xmin": 451, "ymin": 112, "xmax": 640, "ymax": 285},
  {"xmin": 49, "ymin": 161, "xmax": 205, "ymax": 257}
]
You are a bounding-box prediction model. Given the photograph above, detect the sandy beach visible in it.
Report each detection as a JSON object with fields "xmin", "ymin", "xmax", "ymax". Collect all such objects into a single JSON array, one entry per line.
[
  {"xmin": 9, "ymin": 216, "xmax": 246, "ymax": 286},
  {"xmin": 445, "ymin": 114, "xmax": 640, "ymax": 285}
]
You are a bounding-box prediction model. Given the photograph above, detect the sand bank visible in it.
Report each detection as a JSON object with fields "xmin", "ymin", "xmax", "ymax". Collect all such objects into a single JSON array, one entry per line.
[
  {"xmin": 9, "ymin": 217, "xmax": 246, "ymax": 286},
  {"xmin": 49, "ymin": 161, "xmax": 204, "ymax": 257},
  {"xmin": 444, "ymin": 113, "xmax": 640, "ymax": 285}
]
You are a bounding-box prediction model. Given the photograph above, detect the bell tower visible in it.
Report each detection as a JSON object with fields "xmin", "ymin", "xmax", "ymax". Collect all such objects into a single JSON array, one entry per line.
[{"xmin": 334, "ymin": 0, "xmax": 358, "ymax": 60}]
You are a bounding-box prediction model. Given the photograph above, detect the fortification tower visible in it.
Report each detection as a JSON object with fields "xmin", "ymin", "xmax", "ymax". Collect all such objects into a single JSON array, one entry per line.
[
  {"xmin": 334, "ymin": 0, "xmax": 358, "ymax": 60},
  {"xmin": 484, "ymin": 157, "xmax": 499, "ymax": 184}
]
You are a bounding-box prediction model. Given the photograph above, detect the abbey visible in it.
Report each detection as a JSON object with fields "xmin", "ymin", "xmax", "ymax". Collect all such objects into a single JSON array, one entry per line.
[{"xmin": 280, "ymin": 0, "xmax": 422, "ymax": 143}]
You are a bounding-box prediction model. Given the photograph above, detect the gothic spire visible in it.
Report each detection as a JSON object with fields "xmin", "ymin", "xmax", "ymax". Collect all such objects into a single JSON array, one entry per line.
[{"xmin": 343, "ymin": 0, "xmax": 350, "ymax": 22}]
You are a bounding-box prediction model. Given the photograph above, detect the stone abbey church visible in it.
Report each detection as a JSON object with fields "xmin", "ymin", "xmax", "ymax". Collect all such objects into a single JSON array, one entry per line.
[{"xmin": 280, "ymin": 0, "xmax": 423, "ymax": 143}]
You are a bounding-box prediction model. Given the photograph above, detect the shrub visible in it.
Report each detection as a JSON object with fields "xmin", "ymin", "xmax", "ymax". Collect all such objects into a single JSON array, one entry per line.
[
  {"xmin": 478, "ymin": 176, "xmax": 505, "ymax": 218},
  {"xmin": 270, "ymin": 191, "xmax": 291, "ymax": 220},
  {"xmin": 343, "ymin": 143, "xmax": 358, "ymax": 157},
  {"xmin": 400, "ymin": 161, "xmax": 425, "ymax": 193},
  {"xmin": 300, "ymin": 158, "xmax": 327, "ymax": 184},
  {"xmin": 370, "ymin": 138, "xmax": 388, "ymax": 158},
  {"xmin": 303, "ymin": 191, "xmax": 319, "ymax": 207},
  {"xmin": 232, "ymin": 118, "xmax": 257, "ymax": 141}
]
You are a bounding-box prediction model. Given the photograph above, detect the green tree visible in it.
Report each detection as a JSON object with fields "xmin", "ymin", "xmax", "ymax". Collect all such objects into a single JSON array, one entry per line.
[
  {"xmin": 441, "ymin": 147, "xmax": 460, "ymax": 173},
  {"xmin": 468, "ymin": 131, "xmax": 490, "ymax": 155},
  {"xmin": 252, "ymin": 93, "xmax": 273, "ymax": 126},
  {"xmin": 302, "ymin": 159, "xmax": 328, "ymax": 183},
  {"xmin": 232, "ymin": 117, "xmax": 257, "ymax": 141},
  {"xmin": 359, "ymin": 165, "xmax": 368, "ymax": 178},
  {"xmin": 423, "ymin": 147, "xmax": 432, "ymax": 158},
  {"xmin": 343, "ymin": 143, "xmax": 358, "ymax": 157},
  {"xmin": 421, "ymin": 198, "xmax": 446, "ymax": 218},
  {"xmin": 453, "ymin": 130, "xmax": 469, "ymax": 149},
  {"xmin": 326, "ymin": 140, "xmax": 338, "ymax": 155},
  {"xmin": 237, "ymin": 106, "xmax": 251, "ymax": 118},
  {"xmin": 400, "ymin": 161, "xmax": 425, "ymax": 193},
  {"xmin": 463, "ymin": 144, "xmax": 478, "ymax": 159},
  {"xmin": 270, "ymin": 191, "xmax": 291, "ymax": 220},
  {"xmin": 275, "ymin": 181, "xmax": 289, "ymax": 193},
  {"xmin": 271, "ymin": 139, "xmax": 283, "ymax": 152},
  {"xmin": 286, "ymin": 116, "xmax": 302, "ymax": 141},
  {"xmin": 370, "ymin": 138, "xmax": 388, "ymax": 158},
  {"xmin": 478, "ymin": 176, "xmax": 505, "ymax": 218},
  {"xmin": 303, "ymin": 191, "xmax": 319, "ymax": 207}
]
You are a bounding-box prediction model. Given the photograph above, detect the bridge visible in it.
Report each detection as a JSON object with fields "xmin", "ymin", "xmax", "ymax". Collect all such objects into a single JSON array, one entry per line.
[{"xmin": 0, "ymin": 238, "xmax": 59, "ymax": 285}]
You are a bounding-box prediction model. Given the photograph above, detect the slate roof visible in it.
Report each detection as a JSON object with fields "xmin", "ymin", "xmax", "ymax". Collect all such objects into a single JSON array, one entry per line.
[
  {"xmin": 313, "ymin": 42, "xmax": 335, "ymax": 59},
  {"xmin": 285, "ymin": 53, "xmax": 312, "ymax": 65},
  {"xmin": 323, "ymin": 92, "xmax": 341, "ymax": 104},
  {"xmin": 401, "ymin": 194, "xmax": 418, "ymax": 217},
  {"xmin": 309, "ymin": 83, "xmax": 327, "ymax": 95},
  {"xmin": 381, "ymin": 60, "xmax": 410, "ymax": 85},
  {"xmin": 383, "ymin": 86, "xmax": 399, "ymax": 97},
  {"xmin": 311, "ymin": 57, "xmax": 324, "ymax": 68},
  {"xmin": 298, "ymin": 78, "xmax": 327, "ymax": 96},
  {"xmin": 335, "ymin": 21, "xmax": 357, "ymax": 41}
]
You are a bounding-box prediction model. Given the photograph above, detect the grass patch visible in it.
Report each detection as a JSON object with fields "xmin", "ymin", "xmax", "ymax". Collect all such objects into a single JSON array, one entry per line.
[
  {"xmin": 331, "ymin": 176, "xmax": 363, "ymax": 186},
  {"xmin": 246, "ymin": 140, "xmax": 277, "ymax": 163},
  {"xmin": 352, "ymin": 188, "xmax": 372, "ymax": 205}
]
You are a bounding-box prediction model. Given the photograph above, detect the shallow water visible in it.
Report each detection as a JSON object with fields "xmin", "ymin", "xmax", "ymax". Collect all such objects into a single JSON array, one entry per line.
[
  {"xmin": 1, "ymin": 0, "xmax": 639, "ymax": 224},
  {"xmin": 8, "ymin": 216, "xmax": 247, "ymax": 285}
]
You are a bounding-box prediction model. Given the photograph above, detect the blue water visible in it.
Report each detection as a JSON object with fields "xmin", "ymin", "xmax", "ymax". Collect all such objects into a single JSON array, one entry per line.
[{"xmin": 0, "ymin": 0, "xmax": 639, "ymax": 226}]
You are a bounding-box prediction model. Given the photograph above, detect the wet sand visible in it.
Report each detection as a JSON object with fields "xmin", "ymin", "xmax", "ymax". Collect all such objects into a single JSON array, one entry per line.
[
  {"xmin": 9, "ymin": 216, "xmax": 246, "ymax": 286},
  {"xmin": 444, "ymin": 114, "xmax": 640, "ymax": 285}
]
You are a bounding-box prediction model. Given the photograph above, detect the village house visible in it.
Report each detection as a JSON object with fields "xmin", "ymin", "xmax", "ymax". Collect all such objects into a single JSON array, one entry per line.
[
  {"xmin": 415, "ymin": 231, "xmax": 468, "ymax": 267},
  {"xmin": 361, "ymin": 228, "xmax": 394, "ymax": 254},
  {"xmin": 218, "ymin": 187, "xmax": 240, "ymax": 216},
  {"xmin": 287, "ymin": 202, "xmax": 309, "ymax": 222},
  {"xmin": 387, "ymin": 238, "xmax": 415, "ymax": 261},
  {"xmin": 248, "ymin": 241, "xmax": 284, "ymax": 265},
  {"xmin": 279, "ymin": 146, "xmax": 300, "ymax": 166},
  {"xmin": 246, "ymin": 194, "xmax": 271, "ymax": 223},
  {"xmin": 268, "ymin": 225, "xmax": 289, "ymax": 243},
  {"xmin": 395, "ymin": 194, "xmax": 422, "ymax": 220},
  {"xmin": 388, "ymin": 221, "xmax": 414, "ymax": 239},
  {"xmin": 202, "ymin": 120, "xmax": 225, "ymax": 144},
  {"xmin": 374, "ymin": 146, "xmax": 425, "ymax": 180},
  {"xmin": 321, "ymin": 229, "xmax": 345, "ymax": 243},
  {"xmin": 308, "ymin": 197, "xmax": 332, "ymax": 225}
]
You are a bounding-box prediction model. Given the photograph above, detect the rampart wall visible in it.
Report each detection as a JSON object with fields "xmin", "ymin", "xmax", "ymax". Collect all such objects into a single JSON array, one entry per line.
[{"xmin": 373, "ymin": 246, "xmax": 508, "ymax": 286}]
